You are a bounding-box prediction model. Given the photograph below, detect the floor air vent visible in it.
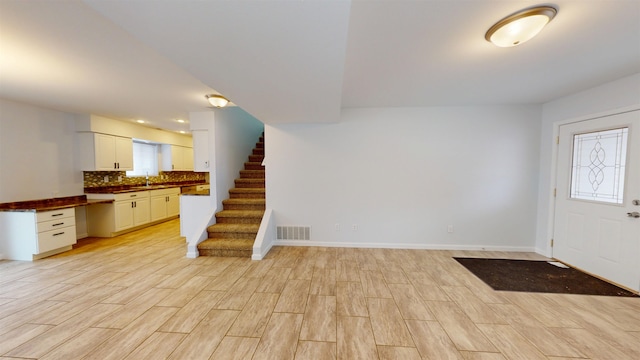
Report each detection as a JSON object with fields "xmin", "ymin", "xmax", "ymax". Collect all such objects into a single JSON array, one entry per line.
[{"xmin": 277, "ymin": 226, "xmax": 311, "ymax": 241}]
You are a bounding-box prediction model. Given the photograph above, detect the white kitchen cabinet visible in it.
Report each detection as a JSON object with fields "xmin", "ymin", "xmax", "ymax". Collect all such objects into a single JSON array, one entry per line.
[
  {"xmin": 150, "ymin": 188, "xmax": 180, "ymax": 222},
  {"xmin": 192, "ymin": 129, "xmax": 210, "ymax": 172},
  {"xmin": 86, "ymin": 191, "xmax": 150, "ymax": 237},
  {"xmin": 79, "ymin": 132, "xmax": 133, "ymax": 171},
  {"xmin": 0, "ymin": 208, "xmax": 76, "ymax": 260},
  {"xmin": 114, "ymin": 200, "xmax": 134, "ymax": 231},
  {"xmin": 167, "ymin": 193, "xmax": 180, "ymax": 217},
  {"xmin": 161, "ymin": 145, "xmax": 194, "ymax": 171}
]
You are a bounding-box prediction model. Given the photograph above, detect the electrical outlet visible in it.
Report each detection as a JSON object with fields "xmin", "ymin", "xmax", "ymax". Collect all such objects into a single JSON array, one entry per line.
[
  {"xmin": 103, "ymin": 175, "xmax": 109, "ymax": 182},
  {"xmin": 352, "ymin": 224, "xmax": 358, "ymax": 231},
  {"xmin": 335, "ymin": 223, "xmax": 341, "ymax": 231},
  {"xmin": 447, "ymin": 225, "xmax": 454, "ymax": 233},
  {"xmin": 118, "ymin": 176, "xmax": 122, "ymax": 182}
]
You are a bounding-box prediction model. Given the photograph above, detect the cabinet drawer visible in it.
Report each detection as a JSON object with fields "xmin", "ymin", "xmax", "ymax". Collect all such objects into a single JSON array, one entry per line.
[
  {"xmin": 114, "ymin": 191, "xmax": 149, "ymax": 202},
  {"xmin": 37, "ymin": 226, "xmax": 77, "ymax": 253},
  {"xmin": 36, "ymin": 208, "xmax": 74, "ymax": 223},
  {"xmin": 37, "ymin": 217, "xmax": 75, "ymax": 233}
]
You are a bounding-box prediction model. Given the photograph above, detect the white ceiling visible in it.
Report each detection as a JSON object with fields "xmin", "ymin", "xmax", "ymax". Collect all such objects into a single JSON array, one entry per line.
[{"xmin": 1, "ymin": 1, "xmax": 639, "ymax": 132}]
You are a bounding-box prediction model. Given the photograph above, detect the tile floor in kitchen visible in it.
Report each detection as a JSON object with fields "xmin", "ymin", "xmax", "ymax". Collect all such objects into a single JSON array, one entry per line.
[{"xmin": 0, "ymin": 218, "xmax": 639, "ymax": 359}]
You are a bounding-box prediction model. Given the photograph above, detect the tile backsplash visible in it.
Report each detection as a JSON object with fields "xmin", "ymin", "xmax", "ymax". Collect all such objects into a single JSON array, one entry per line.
[{"xmin": 84, "ymin": 171, "xmax": 206, "ymax": 188}]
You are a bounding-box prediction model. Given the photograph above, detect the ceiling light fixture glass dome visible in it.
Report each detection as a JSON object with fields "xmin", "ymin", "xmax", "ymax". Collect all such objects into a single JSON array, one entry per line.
[
  {"xmin": 485, "ymin": 6, "xmax": 557, "ymax": 47},
  {"xmin": 205, "ymin": 94, "xmax": 229, "ymax": 108}
]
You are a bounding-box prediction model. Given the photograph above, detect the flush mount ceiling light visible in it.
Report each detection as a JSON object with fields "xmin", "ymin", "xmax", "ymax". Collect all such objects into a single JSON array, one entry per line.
[
  {"xmin": 485, "ymin": 6, "xmax": 557, "ymax": 47},
  {"xmin": 205, "ymin": 94, "xmax": 229, "ymax": 108}
]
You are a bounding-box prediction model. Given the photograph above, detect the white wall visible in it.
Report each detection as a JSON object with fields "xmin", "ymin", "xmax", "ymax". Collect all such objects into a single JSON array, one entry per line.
[
  {"xmin": 213, "ymin": 107, "xmax": 264, "ymax": 211},
  {"xmin": 535, "ymin": 72, "xmax": 640, "ymax": 255},
  {"xmin": 0, "ymin": 99, "xmax": 83, "ymax": 202},
  {"xmin": 266, "ymin": 105, "xmax": 542, "ymax": 250}
]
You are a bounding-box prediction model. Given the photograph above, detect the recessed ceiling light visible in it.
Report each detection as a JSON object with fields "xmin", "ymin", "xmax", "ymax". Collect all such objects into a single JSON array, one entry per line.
[
  {"xmin": 485, "ymin": 6, "xmax": 558, "ymax": 47},
  {"xmin": 179, "ymin": 131, "xmax": 186, "ymax": 134},
  {"xmin": 136, "ymin": 119, "xmax": 145, "ymax": 124},
  {"xmin": 177, "ymin": 119, "xmax": 185, "ymax": 123}
]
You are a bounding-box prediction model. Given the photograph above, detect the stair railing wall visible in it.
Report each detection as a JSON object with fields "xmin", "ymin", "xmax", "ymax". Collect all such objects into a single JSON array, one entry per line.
[
  {"xmin": 183, "ymin": 196, "xmax": 218, "ymax": 258},
  {"xmin": 252, "ymin": 208, "xmax": 275, "ymax": 260}
]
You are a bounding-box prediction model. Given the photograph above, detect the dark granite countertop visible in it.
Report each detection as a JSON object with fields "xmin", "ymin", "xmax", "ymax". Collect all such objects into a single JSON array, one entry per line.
[
  {"xmin": 84, "ymin": 181, "xmax": 207, "ymax": 194},
  {"xmin": 0, "ymin": 195, "xmax": 114, "ymax": 212},
  {"xmin": 181, "ymin": 189, "xmax": 211, "ymax": 196}
]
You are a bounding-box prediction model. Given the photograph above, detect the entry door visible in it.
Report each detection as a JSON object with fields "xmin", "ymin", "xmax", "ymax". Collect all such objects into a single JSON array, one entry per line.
[{"xmin": 554, "ymin": 110, "xmax": 640, "ymax": 292}]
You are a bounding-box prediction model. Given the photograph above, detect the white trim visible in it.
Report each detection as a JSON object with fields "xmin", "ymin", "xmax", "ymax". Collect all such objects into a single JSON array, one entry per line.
[
  {"xmin": 252, "ymin": 208, "xmax": 275, "ymax": 260},
  {"xmin": 273, "ymin": 240, "xmax": 535, "ymax": 253}
]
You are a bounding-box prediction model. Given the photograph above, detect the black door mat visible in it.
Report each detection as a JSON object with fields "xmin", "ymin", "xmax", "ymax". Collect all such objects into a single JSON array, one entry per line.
[{"xmin": 454, "ymin": 257, "xmax": 638, "ymax": 297}]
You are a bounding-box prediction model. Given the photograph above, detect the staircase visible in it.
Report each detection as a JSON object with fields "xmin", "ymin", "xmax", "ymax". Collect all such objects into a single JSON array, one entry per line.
[{"xmin": 197, "ymin": 135, "xmax": 265, "ymax": 257}]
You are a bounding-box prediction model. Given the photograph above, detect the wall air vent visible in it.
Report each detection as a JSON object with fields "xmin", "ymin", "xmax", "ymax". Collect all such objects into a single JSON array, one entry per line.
[{"xmin": 277, "ymin": 226, "xmax": 311, "ymax": 241}]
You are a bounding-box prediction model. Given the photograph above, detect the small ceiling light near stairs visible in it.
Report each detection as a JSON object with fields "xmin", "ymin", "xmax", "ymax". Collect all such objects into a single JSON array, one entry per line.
[
  {"xmin": 485, "ymin": 5, "xmax": 558, "ymax": 47},
  {"xmin": 205, "ymin": 94, "xmax": 229, "ymax": 108}
]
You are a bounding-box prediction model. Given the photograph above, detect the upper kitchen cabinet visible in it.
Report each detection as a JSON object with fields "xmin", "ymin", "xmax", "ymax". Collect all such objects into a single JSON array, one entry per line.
[
  {"xmin": 78, "ymin": 133, "xmax": 134, "ymax": 171},
  {"xmin": 161, "ymin": 145, "xmax": 194, "ymax": 171}
]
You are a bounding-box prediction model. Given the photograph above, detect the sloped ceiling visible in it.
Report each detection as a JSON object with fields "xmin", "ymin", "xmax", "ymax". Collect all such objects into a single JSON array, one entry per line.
[{"xmin": 1, "ymin": 0, "xmax": 639, "ymax": 131}]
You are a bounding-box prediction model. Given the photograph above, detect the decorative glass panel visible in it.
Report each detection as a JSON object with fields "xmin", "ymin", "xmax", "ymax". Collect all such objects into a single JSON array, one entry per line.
[{"xmin": 570, "ymin": 127, "xmax": 628, "ymax": 204}]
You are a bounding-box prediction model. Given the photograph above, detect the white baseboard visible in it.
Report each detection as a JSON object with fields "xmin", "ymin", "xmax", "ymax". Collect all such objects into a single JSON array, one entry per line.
[{"xmin": 273, "ymin": 240, "xmax": 536, "ymax": 253}]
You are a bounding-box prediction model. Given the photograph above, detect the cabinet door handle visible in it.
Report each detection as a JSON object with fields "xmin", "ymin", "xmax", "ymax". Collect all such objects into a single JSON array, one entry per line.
[
  {"xmin": 53, "ymin": 232, "xmax": 65, "ymax": 236},
  {"xmin": 114, "ymin": 162, "xmax": 117, "ymax": 169},
  {"xmin": 52, "ymin": 222, "xmax": 65, "ymax": 227},
  {"xmin": 131, "ymin": 202, "xmax": 134, "ymax": 208}
]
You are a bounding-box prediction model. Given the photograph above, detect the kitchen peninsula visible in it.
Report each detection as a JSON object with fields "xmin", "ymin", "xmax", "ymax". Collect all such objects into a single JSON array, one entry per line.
[{"xmin": 84, "ymin": 181, "xmax": 207, "ymax": 238}]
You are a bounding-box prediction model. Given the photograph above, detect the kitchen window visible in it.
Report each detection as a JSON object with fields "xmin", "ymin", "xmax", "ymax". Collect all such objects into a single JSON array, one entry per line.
[{"xmin": 126, "ymin": 140, "xmax": 159, "ymax": 177}]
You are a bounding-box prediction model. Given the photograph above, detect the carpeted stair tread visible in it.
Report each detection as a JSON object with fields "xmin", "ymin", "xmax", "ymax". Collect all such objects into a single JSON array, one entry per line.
[
  {"xmin": 207, "ymin": 223, "xmax": 260, "ymax": 234},
  {"xmin": 235, "ymin": 178, "xmax": 265, "ymax": 188},
  {"xmin": 198, "ymin": 238, "xmax": 255, "ymax": 250},
  {"xmin": 216, "ymin": 210, "xmax": 265, "ymax": 221},
  {"xmin": 229, "ymin": 188, "xmax": 265, "ymax": 194},
  {"xmin": 216, "ymin": 209, "xmax": 264, "ymax": 217},
  {"xmin": 244, "ymin": 162, "xmax": 265, "ymax": 170},
  {"xmin": 239, "ymin": 170, "xmax": 265, "ymax": 179},
  {"xmin": 229, "ymin": 188, "xmax": 265, "ymax": 199},
  {"xmin": 222, "ymin": 198, "xmax": 266, "ymax": 210}
]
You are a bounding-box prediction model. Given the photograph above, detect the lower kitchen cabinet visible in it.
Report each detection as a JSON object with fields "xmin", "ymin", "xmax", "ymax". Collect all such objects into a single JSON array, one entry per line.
[
  {"xmin": 0, "ymin": 208, "xmax": 77, "ymax": 260},
  {"xmin": 87, "ymin": 190, "xmax": 150, "ymax": 237},
  {"xmin": 114, "ymin": 193, "xmax": 150, "ymax": 232},
  {"xmin": 86, "ymin": 188, "xmax": 180, "ymax": 237},
  {"xmin": 150, "ymin": 188, "xmax": 180, "ymax": 222}
]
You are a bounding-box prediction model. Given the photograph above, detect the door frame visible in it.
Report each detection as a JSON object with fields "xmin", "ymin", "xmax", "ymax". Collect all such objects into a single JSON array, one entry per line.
[{"xmin": 545, "ymin": 105, "xmax": 640, "ymax": 259}]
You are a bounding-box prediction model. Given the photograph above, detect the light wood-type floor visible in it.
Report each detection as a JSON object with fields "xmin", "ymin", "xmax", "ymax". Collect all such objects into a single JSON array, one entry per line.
[{"xmin": 1, "ymin": 219, "xmax": 639, "ymax": 359}]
